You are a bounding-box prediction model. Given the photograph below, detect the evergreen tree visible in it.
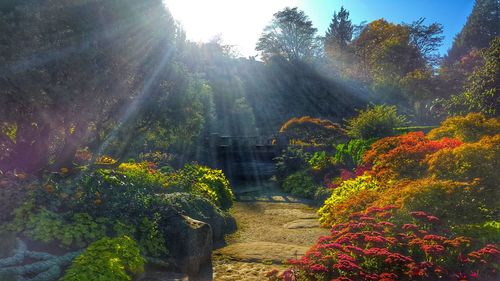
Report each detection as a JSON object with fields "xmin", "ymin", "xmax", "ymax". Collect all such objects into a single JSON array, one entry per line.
[
  {"xmin": 324, "ymin": 6, "xmax": 353, "ymax": 52},
  {"xmin": 445, "ymin": 0, "xmax": 500, "ymax": 64}
]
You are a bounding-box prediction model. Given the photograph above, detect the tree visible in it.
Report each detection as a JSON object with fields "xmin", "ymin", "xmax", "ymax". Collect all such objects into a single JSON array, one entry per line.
[
  {"xmin": 0, "ymin": 0, "xmax": 188, "ymax": 173},
  {"xmin": 445, "ymin": 0, "xmax": 500, "ymax": 65},
  {"xmin": 445, "ymin": 37, "xmax": 500, "ymax": 116},
  {"xmin": 256, "ymin": 7, "xmax": 318, "ymax": 62},
  {"xmin": 324, "ymin": 6, "xmax": 353, "ymax": 54}
]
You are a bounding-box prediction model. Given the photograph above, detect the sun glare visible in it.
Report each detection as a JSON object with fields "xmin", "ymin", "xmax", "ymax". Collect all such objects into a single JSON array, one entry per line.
[{"xmin": 164, "ymin": 0, "xmax": 298, "ymax": 56}]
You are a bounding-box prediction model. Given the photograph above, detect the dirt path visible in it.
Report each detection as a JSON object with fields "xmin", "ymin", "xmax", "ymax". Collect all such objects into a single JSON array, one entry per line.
[{"xmin": 212, "ymin": 182, "xmax": 329, "ymax": 281}]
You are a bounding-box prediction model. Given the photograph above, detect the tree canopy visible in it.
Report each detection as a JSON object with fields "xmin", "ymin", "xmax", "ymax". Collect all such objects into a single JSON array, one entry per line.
[{"xmin": 256, "ymin": 7, "xmax": 318, "ymax": 62}]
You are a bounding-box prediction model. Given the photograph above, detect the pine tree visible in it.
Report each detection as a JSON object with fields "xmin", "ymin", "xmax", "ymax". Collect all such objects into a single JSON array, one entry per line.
[
  {"xmin": 324, "ymin": 6, "xmax": 353, "ymax": 53},
  {"xmin": 445, "ymin": 0, "xmax": 500, "ymax": 64}
]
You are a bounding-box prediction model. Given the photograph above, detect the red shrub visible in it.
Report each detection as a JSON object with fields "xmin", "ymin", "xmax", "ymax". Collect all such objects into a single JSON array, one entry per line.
[
  {"xmin": 363, "ymin": 132, "xmax": 462, "ymax": 179},
  {"xmin": 284, "ymin": 207, "xmax": 499, "ymax": 281}
]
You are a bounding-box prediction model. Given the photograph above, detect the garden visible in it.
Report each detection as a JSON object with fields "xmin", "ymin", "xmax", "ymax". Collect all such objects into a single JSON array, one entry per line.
[{"xmin": 269, "ymin": 111, "xmax": 499, "ymax": 281}]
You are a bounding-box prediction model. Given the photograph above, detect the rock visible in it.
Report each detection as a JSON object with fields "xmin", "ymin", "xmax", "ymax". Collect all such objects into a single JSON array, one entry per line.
[
  {"xmin": 215, "ymin": 242, "xmax": 309, "ymax": 264},
  {"xmin": 161, "ymin": 193, "xmax": 236, "ymax": 242},
  {"xmin": 160, "ymin": 209, "xmax": 213, "ymax": 277}
]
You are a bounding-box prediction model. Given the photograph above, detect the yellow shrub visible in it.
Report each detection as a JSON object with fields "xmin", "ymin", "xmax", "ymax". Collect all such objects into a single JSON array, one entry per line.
[{"xmin": 428, "ymin": 113, "xmax": 500, "ymax": 142}]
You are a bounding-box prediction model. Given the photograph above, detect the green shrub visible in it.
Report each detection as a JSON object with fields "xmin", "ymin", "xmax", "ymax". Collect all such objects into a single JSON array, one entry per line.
[
  {"xmin": 61, "ymin": 236, "xmax": 144, "ymax": 281},
  {"xmin": 275, "ymin": 147, "xmax": 311, "ymax": 184},
  {"xmin": 167, "ymin": 164, "xmax": 234, "ymax": 209},
  {"xmin": 308, "ymin": 151, "xmax": 334, "ymax": 171},
  {"xmin": 282, "ymin": 170, "xmax": 321, "ymax": 199},
  {"xmin": 136, "ymin": 215, "xmax": 168, "ymax": 258},
  {"xmin": 117, "ymin": 161, "xmax": 168, "ymax": 189},
  {"xmin": 7, "ymin": 202, "xmax": 107, "ymax": 247},
  {"xmin": 428, "ymin": 113, "xmax": 500, "ymax": 142},
  {"xmin": 453, "ymin": 221, "xmax": 500, "ymax": 245},
  {"xmin": 334, "ymin": 139, "xmax": 373, "ymax": 167},
  {"xmin": 345, "ymin": 104, "xmax": 407, "ymax": 139}
]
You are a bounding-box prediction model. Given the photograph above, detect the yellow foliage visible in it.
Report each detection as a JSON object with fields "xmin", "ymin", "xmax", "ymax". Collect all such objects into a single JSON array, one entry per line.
[{"xmin": 428, "ymin": 113, "xmax": 500, "ymax": 142}]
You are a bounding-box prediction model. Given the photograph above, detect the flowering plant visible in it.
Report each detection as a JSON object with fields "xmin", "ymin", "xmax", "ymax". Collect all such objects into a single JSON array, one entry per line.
[{"xmin": 286, "ymin": 207, "xmax": 499, "ymax": 281}]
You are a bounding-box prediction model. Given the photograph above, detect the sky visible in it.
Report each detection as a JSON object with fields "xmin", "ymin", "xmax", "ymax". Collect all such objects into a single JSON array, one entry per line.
[{"xmin": 164, "ymin": 0, "xmax": 475, "ymax": 57}]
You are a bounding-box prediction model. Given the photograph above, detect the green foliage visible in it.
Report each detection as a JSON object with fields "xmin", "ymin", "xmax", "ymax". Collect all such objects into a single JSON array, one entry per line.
[
  {"xmin": 282, "ymin": 170, "xmax": 322, "ymax": 199},
  {"xmin": 445, "ymin": 0, "xmax": 500, "ymax": 64},
  {"xmin": 275, "ymin": 147, "xmax": 311, "ymax": 184},
  {"xmin": 117, "ymin": 161, "xmax": 168, "ymax": 189},
  {"xmin": 453, "ymin": 221, "xmax": 500, "ymax": 245},
  {"xmin": 345, "ymin": 104, "xmax": 407, "ymax": 139},
  {"xmin": 308, "ymin": 151, "xmax": 334, "ymax": 171},
  {"xmin": 394, "ymin": 125, "xmax": 437, "ymax": 134},
  {"xmin": 7, "ymin": 202, "xmax": 107, "ymax": 247},
  {"xmin": 137, "ymin": 215, "xmax": 168, "ymax": 258},
  {"xmin": 334, "ymin": 139, "xmax": 373, "ymax": 167},
  {"xmin": 256, "ymin": 7, "xmax": 318, "ymax": 62},
  {"xmin": 61, "ymin": 236, "xmax": 144, "ymax": 281},
  {"xmin": 446, "ymin": 37, "xmax": 500, "ymax": 116},
  {"xmin": 167, "ymin": 164, "xmax": 233, "ymax": 209},
  {"xmin": 318, "ymin": 175, "xmax": 379, "ymax": 226}
]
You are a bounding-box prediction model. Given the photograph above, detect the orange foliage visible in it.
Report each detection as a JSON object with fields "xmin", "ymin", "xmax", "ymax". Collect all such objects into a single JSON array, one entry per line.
[
  {"xmin": 278, "ymin": 116, "xmax": 347, "ymax": 146},
  {"xmin": 363, "ymin": 132, "xmax": 462, "ymax": 179}
]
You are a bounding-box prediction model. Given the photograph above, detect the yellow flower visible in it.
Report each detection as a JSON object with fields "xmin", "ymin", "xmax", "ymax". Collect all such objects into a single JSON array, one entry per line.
[{"xmin": 60, "ymin": 167, "xmax": 69, "ymax": 174}]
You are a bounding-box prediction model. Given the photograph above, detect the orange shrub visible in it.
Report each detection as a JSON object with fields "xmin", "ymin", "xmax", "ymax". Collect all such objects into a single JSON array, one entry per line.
[
  {"xmin": 278, "ymin": 116, "xmax": 347, "ymax": 146},
  {"xmin": 363, "ymin": 132, "xmax": 462, "ymax": 180}
]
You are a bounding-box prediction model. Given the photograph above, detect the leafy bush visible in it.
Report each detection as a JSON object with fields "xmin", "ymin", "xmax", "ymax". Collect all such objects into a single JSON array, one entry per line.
[
  {"xmin": 363, "ymin": 132, "xmax": 462, "ymax": 180},
  {"xmin": 453, "ymin": 221, "xmax": 500, "ymax": 245},
  {"xmin": 282, "ymin": 170, "xmax": 322, "ymax": 199},
  {"xmin": 345, "ymin": 104, "xmax": 407, "ymax": 139},
  {"xmin": 61, "ymin": 236, "xmax": 144, "ymax": 281},
  {"xmin": 117, "ymin": 161, "xmax": 168, "ymax": 189},
  {"xmin": 275, "ymin": 147, "xmax": 311, "ymax": 184},
  {"xmin": 334, "ymin": 139, "xmax": 373, "ymax": 168},
  {"xmin": 278, "ymin": 116, "xmax": 347, "ymax": 146},
  {"xmin": 428, "ymin": 113, "xmax": 500, "ymax": 142},
  {"xmin": 285, "ymin": 207, "xmax": 500, "ymax": 281},
  {"xmin": 166, "ymin": 164, "xmax": 233, "ymax": 209},
  {"xmin": 308, "ymin": 151, "xmax": 334, "ymax": 171},
  {"xmin": 7, "ymin": 202, "xmax": 108, "ymax": 247},
  {"xmin": 318, "ymin": 175, "xmax": 379, "ymax": 226},
  {"xmin": 372, "ymin": 179, "xmax": 497, "ymax": 227},
  {"xmin": 73, "ymin": 169, "xmax": 162, "ymax": 219},
  {"xmin": 427, "ymin": 134, "xmax": 500, "ymax": 185}
]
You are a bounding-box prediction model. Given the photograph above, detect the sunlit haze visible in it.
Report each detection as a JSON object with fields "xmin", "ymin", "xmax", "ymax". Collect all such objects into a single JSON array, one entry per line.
[{"xmin": 164, "ymin": 0, "xmax": 298, "ymax": 57}]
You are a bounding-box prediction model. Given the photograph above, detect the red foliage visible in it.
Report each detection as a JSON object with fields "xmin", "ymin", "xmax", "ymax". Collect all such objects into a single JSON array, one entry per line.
[{"xmin": 363, "ymin": 132, "xmax": 462, "ymax": 179}]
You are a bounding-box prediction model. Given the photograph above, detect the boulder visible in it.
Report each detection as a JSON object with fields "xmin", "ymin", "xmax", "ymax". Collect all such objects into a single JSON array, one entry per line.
[
  {"xmin": 159, "ymin": 208, "xmax": 213, "ymax": 277},
  {"xmin": 161, "ymin": 193, "xmax": 236, "ymax": 242}
]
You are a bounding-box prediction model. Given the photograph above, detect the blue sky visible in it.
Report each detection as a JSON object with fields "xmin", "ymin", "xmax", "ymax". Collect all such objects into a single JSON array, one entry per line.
[
  {"xmin": 165, "ymin": 0, "xmax": 474, "ymax": 57},
  {"xmin": 300, "ymin": 0, "xmax": 475, "ymax": 55}
]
